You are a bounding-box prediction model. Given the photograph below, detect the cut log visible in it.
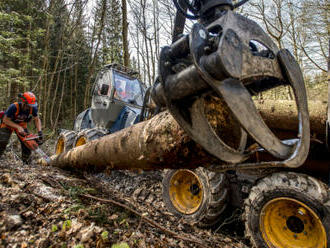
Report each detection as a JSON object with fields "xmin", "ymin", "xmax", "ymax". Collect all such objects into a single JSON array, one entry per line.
[
  {"xmin": 48, "ymin": 99, "xmax": 328, "ymax": 171},
  {"xmin": 50, "ymin": 111, "xmax": 219, "ymax": 171},
  {"xmin": 255, "ymin": 100, "xmax": 328, "ymax": 138}
]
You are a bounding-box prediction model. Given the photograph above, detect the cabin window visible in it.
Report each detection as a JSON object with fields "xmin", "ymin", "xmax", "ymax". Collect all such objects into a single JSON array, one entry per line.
[{"xmin": 99, "ymin": 84, "xmax": 109, "ymax": 95}]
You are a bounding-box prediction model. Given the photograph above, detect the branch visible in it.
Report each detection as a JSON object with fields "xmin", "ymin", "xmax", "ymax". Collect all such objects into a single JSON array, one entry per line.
[
  {"xmin": 301, "ymin": 46, "xmax": 327, "ymax": 72},
  {"xmin": 81, "ymin": 194, "xmax": 208, "ymax": 247}
]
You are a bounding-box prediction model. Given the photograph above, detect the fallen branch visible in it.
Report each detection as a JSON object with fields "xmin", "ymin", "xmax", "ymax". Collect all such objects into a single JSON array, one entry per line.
[{"xmin": 81, "ymin": 194, "xmax": 208, "ymax": 247}]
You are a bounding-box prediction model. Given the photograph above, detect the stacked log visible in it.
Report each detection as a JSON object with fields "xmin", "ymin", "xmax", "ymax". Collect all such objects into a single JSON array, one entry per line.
[{"xmin": 49, "ymin": 100, "xmax": 328, "ymax": 170}]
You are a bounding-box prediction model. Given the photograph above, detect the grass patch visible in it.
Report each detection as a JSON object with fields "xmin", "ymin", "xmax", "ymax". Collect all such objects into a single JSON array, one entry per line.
[
  {"xmin": 87, "ymin": 204, "xmax": 109, "ymax": 225},
  {"xmin": 60, "ymin": 183, "xmax": 97, "ymax": 200},
  {"xmin": 64, "ymin": 203, "xmax": 85, "ymax": 214}
]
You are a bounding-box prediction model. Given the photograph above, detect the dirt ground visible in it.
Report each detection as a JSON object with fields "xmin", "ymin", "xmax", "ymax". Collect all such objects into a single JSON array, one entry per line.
[{"xmin": 0, "ymin": 138, "xmax": 249, "ymax": 248}]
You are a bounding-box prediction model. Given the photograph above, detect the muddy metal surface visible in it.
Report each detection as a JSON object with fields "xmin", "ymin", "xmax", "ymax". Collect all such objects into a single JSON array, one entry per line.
[{"xmin": 0, "ymin": 139, "xmax": 248, "ymax": 248}]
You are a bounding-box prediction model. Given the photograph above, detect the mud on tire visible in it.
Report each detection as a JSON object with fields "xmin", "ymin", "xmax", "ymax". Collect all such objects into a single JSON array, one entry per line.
[
  {"xmin": 244, "ymin": 172, "xmax": 330, "ymax": 248},
  {"xmin": 73, "ymin": 128, "xmax": 107, "ymax": 147},
  {"xmin": 162, "ymin": 168, "xmax": 228, "ymax": 227},
  {"xmin": 55, "ymin": 130, "xmax": 77, "ymax": 155}
]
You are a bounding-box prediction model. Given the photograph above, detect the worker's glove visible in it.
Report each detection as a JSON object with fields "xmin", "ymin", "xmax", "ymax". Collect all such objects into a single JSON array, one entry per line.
[{"xmin": 37, "ymin": 131, "xmax": 43, "ymax": 145}]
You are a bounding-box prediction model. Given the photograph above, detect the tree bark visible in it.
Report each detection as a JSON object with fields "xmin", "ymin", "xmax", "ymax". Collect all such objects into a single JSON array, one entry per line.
[
  {"xmin": 255, "ymin": 100, "xmax": 328, "ymax": 138},
  {"xmin": 49, "ymin": 100, "xmax": 328, "ymax": 171},
  {"xmin": 50, "ymin": 111, "xmax": 219, "ymax": 170},
  {"xmin": 84, "ymin": 0, "xmax": 107, "ymax": 108},
  {"xmin": 122, "ymin": 0, "xmax": 129, "ymax": 67},
  {"xmin": 328, "ymin": 38, "xmax": 330, "ymax": 125}
]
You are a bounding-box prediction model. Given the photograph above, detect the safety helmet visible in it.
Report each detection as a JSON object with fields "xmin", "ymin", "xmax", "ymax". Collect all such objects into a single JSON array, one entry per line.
[{"xmin": 18, "ymin": 92, "xmax": 38, "ymax": 107}]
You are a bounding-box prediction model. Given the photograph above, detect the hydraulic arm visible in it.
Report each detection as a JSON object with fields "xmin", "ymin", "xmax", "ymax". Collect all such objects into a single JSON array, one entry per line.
[{"xmin": 152, "ymin": 0, "xmax": 310, "ymax": 170}]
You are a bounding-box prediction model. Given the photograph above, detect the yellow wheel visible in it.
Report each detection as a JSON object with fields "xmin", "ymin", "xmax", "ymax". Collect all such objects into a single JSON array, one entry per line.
[
  {"xmin": 244, "ymin": 172, "xmax": 330, "ymax": 248},
  {"xmin": 169, "ymin": 169, "xmax": 204, "ymax": 214},
  {"xmin": 73, "ymin": 128, "xmax": 107, "ymax": 148},
  {"xmin": 261, "ymin": 197, "xmax": 326, "ymax": 248},
  {"xmin": 162, "ymin": 168, "xmax": 228, "ymax": 227},
  {"xmin": 75, "ymin": 136, "xmax": 87, "ymax": 147},
  {"xmin": 55, "ymin": 137, "xmax": 64, "ymax": 154},
  {"xmin": 54, "ymin": 130, "xmax": 76, "ymax": 155}
]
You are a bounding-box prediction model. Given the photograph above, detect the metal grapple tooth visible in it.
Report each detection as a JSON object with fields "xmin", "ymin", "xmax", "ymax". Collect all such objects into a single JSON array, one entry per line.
[
  {"xmin": 166, "ymin": 96, "xmax": 249, "ymax": 164},
  {"xmin": 217, "ymin": 78, "xmax": 293, "ymax": 159},
  {"xmin": 276, "ymin": 49, "xmax": 310, "ymax": 167}
]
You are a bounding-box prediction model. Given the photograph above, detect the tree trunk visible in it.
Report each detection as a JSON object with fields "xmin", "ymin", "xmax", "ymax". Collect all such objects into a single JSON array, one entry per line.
[
  {"xmin": 137, "ymin": 29, "xmax": 141, "ymax": 74},
  {"xmin": 122, "ymin": 0, "xmax": 129, "ymax": 67},
  {"xmin": 84, "ymin": 0, "xmax": 107, "ymax": 108},
  {"xmin": 327, "ymin": 38, "xmax": 330, "ymax": 124},
  {"xmin": 50, "ymin": 111, "xmax": 219, "ymax": 171},
  {"xmin": 255, "ymin": 100, "xmax": 328, "ymax": 138},
  {"xmin": 53, "ymin": 60, "xmax": 68, "ymax": 130},
  {"xmin": 50, "ymin": 56, "xmax": 64, "ymax": 128}
]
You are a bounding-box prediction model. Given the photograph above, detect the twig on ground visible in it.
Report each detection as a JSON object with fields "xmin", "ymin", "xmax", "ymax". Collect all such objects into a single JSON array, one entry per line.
[
  {"xmin": 18, "ymin": 204, "xmax": 33, "ymax": 215},
  {"xmin": 39, "ymin": 175, "xmax": 63, "ymax": 189},
  {"xmin": 81, "ymin": 193, "xmax": 208, "ymax": 248},
  {"xmin": 215, "ymin": 209, "xmax": 241, "ymax": 233}
]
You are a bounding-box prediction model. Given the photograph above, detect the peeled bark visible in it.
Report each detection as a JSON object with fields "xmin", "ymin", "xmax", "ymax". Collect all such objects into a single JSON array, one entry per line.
[{"xmin": 50, "ymin": 111, "xmax": 219, "ymax": 171}]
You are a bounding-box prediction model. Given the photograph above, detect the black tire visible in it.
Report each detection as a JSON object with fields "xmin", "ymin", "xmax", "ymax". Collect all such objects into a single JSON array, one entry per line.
[
  {"xmin": 54, "ymin": 130, "xmax": 77, "ymax": 155},
  {"xmin": 244, "ymin": 172, "xmax": 330, "ymax": 248},
  {"xmin": 73, "ymin": 128, "xmax": 107, "ymax": 147},
  {"xmin": 162, "ymin": 168, "xmax": 228, "ymax": 227}
]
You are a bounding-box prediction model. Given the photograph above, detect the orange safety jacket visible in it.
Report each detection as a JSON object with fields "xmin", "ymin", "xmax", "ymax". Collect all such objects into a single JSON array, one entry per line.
[{"xmin": 0, "ymin": 102, "xmax": 32, "ymax": 131}]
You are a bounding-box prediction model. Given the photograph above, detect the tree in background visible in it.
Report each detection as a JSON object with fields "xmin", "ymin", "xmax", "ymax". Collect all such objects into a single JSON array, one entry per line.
[
  {"xmin": 0, "ymin": 0, "xmax": 47, "ymax": 105},
  {"xmin": 102, "ymin": 0, "xmax": 124, "ymax": 65}
]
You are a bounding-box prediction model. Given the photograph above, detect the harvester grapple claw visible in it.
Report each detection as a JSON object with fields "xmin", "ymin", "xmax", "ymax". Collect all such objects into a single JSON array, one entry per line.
[
  {"xmin": 217, "ymin": 78, "xmax": 293, "ymax": 159},
  {"xmin": 166, "ymin": 96, "xmax": 249, "ymax": 164},
  {"xmin": 154, "ymin": 9, "xmax": 310, "ymax": 168},
  {"xmin": 276, "ymin": 49, "xmax": 310, "ymax": 167}
]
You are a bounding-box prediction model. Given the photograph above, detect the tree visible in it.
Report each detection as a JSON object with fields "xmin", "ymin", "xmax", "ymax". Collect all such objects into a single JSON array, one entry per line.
[{"xmin": 0, "ymin": 0, "xmax": 47, "ymax": 107}]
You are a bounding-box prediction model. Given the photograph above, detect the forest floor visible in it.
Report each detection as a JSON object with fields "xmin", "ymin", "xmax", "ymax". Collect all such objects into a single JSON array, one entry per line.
[{"xmin": 0, "ymin": 138, "xmax": 249, "ymax": 248}]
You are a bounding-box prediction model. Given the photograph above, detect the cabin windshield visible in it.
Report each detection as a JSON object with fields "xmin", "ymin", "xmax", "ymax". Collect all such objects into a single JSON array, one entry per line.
[{"xmin": 113, "ymin": 72, "xmax": 144, "ymax": 106}]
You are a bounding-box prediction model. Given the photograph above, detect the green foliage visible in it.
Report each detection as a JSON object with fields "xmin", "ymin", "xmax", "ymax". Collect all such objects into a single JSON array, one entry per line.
[
  {"xmin": 111, "ymin": 242, "xmax": 130, "ymax": 248},
  {"xmin": 0, "ymin": 0, "xmax": 47, "ymax": 109},
  {"xmin": 62, "ymin": 220, "xmax": 72, "ymax": 231},
  {"xmin": 73, "ymin": 245, "xmax": 84, "ymax": 248},
  {"xmin": 96, "ymin": 0, "xmax": 124, "ymax": 65},
  {"xmin": 64, "ymin": 203, "xmax": 85, "ymax": 214},
  {"xmin": 87, "ymin": 204, "xmax": 109, "ymax": 225},
  {"xmin": 101, "ymin": 231, "xmax": 109, "ymax": 240},
  {"xmin": 51, "ymin": 224, "xmax": 58, "ymax": 232}
]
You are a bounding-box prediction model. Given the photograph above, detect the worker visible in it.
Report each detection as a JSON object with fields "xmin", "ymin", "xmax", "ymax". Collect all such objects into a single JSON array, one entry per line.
[
  {"xmin": 114, "ymin": 80, "xmax": 128, "ymax": 100},
  {"xmin": 0, "ymin": 92, "xmax": 43, "ymax": 164}
]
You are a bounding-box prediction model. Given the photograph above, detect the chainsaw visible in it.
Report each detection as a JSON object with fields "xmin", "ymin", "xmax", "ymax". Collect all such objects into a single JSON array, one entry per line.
[
  {"xmin": 16, "ymin": 132, "xmax": 51, "ymax": 164},
  {"xmin": 151, "ymin": 0, "xmax": 310, "ymax": 171}
]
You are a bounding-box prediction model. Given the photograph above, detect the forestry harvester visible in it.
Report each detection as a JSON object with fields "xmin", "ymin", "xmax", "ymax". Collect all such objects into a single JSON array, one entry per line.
[
  {"xmin": 52, "ymin": 0, "xmax": 330, "ymax": 247},
  {"xmin": 55, "ymin": 63, "xmax": 150, "ymax": 154}
]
